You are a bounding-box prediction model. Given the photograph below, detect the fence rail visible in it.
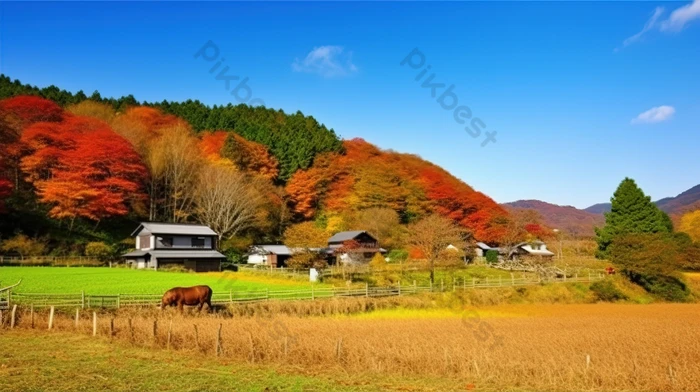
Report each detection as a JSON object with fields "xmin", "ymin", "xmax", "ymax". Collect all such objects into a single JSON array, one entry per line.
[
  {"xmin": 10, "ymin": 273, "xmax": 606, "ymax": 309},
  {"xmin": 0, "ymin": 256, "xmax": 103, "ymax": 267}
]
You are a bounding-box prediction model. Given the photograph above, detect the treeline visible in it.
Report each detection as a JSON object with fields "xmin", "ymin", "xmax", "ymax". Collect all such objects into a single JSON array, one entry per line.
[
  {"xmin": 0, "ymin": 75, "xmax": 532, "ymax": 260},
  {"xmin": 0, "ymin": 75, "xmax": 343, "ymax": 181}
]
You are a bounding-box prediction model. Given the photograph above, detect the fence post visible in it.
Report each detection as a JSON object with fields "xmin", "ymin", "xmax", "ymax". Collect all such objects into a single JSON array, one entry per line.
[
  {"xmin": 429, "ymin": 280, "xmax": 433, "ymax": 292},
  {"xmin": 75, "ymin": 308, "xmax": 79, "ymax": 328},
  {"xmin": 81, "ymin": 291, "xmax": 85, "ymax": 309},
  {"xmin": 398, "ymin": 281, "xmax": 401, "ymax": 296},
  {"xmin": 117, "ymin": 294, "xmax": 120, "ymax": 309},
  {"xmin": 453, "ymin": 277, "xmax": 456, "ymax": 292},
  {"xmin": 311, "ymin": 285, "xmax": 315, "ymax": 301},
  {"xmin": 30, "ymin": 304, "xmax": 34, "ymax": 328},
  {"xmin": 266, "ymin": 288, "xmax": 269, "ymax": 302},
  {"xmin": 365, "ymin": 282, "xmax": 369, "ymax": 298},
  {"xmin": 413, "ymin": 280, "xmax": 417, "ymax": 293},
  {"xmin": 216, "ymin": 323, "xmax": 222, "ymax": 357},
  {"xmin": 93, "ymin": 312, "xmax": 97, "ymax": 336},
  {"xmin": 48, "ymin": 306, "xmax": 55, "ymax": 330},
  {"xmin": 441, "ymin": 279, "xmax": 444, "ymax": 292},
  {"xmin": 511, "ymin": 274, "xmax": 515, "ymax": 286},
  {"xmin": 229, "ymin": 289, "xmax": 233, "ymax": 305},
  {"xmin": 167, "ymin": 319, "xmax": 173, "ymax": 350},
  {"xmin": 10, "ymin": 305, "xmax": 17, "ymax": 329}
]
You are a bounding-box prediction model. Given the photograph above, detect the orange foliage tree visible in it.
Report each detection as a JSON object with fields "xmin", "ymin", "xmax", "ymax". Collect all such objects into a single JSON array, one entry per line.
[
  {"xmin": 285, "ymin": 138, "xmax": 508, "ymax": 243},
  {"xmin": 20, "ymin": 115, "xmax": 148, "ymax": 227},
  {"xmin": 221, "ymin": 132, "xmax": 279, "ymax": 180}
]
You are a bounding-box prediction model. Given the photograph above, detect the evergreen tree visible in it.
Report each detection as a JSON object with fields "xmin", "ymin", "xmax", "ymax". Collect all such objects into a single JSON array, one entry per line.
[{"xmin": 596, "ymin": 177, "xmax": 673, "ymax": 257}]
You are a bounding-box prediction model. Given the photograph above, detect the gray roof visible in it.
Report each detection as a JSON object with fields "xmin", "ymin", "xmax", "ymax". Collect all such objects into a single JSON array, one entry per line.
[
  {"xmin": 122, "ymin": 250, "xmax": 148, "ymax": 258},
  {"xmin": 131, "ymin": 222, "xmax": 218, "ymax": 237},
  {"xmin": 122, "ymin": 249, "xmax": 226, "ymax": 259},
  {"xmin": 475, "ymin": 242, "xmax": 492, "ymax": 250},
  {"xmin": 327, "ymin": 230, "xmax": 370, "ymax": 243}
]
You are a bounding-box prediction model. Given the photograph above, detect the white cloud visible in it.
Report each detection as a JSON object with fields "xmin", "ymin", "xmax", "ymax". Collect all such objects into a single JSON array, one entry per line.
[
  {"xmin": 619, "ymin": 7, "xmax": 665, "ymax": 50},
  {"xmin": 292, "ymin": 46, "xmax": 358, "ymax": 78},
  {"xmin": 619, "ymin": 0, "xmax": 700, "ymax": 49},
  {"xmin": 660, "ymin": 0, "xmax": 700, "ymax": 31},
  {"xmin": 631, "ymin": 105, "xmax": 676, "ymax": 124}
]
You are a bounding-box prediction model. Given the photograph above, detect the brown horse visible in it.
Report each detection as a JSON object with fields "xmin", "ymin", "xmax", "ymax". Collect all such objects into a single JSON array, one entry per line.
[{"xmin": 161, "ymin": 285, "xmax": 213, "ymax": 312}]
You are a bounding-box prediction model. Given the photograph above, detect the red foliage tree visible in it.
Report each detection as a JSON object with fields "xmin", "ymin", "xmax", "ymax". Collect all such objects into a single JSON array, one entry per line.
[{"xmin": 20, "ymin": 115, "xmax": 148, "ymax": 225}]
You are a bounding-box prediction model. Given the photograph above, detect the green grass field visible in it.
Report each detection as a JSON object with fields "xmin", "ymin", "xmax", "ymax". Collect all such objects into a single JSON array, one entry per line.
[{"xmin": 0, "ymin": 267, "xmax": 321, "ymax": 295}]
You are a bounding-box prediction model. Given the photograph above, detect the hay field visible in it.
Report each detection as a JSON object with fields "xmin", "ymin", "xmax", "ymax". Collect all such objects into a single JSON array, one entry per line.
[{"xmin": 5, "ymin": 302, "xmax": 700, "ymax": 391}]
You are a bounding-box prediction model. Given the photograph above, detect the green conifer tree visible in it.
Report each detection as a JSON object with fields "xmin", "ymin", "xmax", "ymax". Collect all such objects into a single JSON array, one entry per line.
[{"xmin": 596, "ymin": 177, "xmax": 673, "ymax": 257}]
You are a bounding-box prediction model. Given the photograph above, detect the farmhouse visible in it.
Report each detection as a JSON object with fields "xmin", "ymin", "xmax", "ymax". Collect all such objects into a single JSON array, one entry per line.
[
  {"xmin": 246, "ymin": 245, "xmax": 294, "ymax": 268},
  {"xmin": 499, "ymin": 241, "xmax": 555, "ymax": 260},
  {"xmin": 247, "ymin": 230, "xmax": 387, "ymax": 267},
  {"xmin": 122, "ymin": 222, "xmax": 226, "ymax": 272},
  {"xmin": 326, "ymin": 230, "xmax": 387, "ymax": 264}
]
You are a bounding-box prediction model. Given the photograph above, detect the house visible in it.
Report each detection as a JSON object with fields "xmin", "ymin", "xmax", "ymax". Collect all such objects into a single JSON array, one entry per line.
[
  {"xmin": 326, "ymin": 230, "xmax": 386, "ymax": 264},
  {"xmin": 246, "ymin": 230, "xmax": 387, "ymax": 267},
  {"xmin": 246, "ymin": 245, "xmax": 293, "ymax": 268},
  {"xmin": 503, "ymin": 241, "xmax": 555, "ymax": 260},
  {"xmin": 474, "ymin": 242, "xmax": 493, "ymax": 257},
  {"xmin": 122, "ymin": 222, "xmax": 226, "ymax": 272}
]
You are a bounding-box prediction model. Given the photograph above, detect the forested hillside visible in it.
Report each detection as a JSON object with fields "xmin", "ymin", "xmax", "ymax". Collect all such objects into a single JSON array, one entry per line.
[
  {"xmin": 0, "ymin": 75, "xmax": 343, "ymax": 181},
  {"xmin": 0, "ymin": 75, "xmax": 513, "ymax": 258}
]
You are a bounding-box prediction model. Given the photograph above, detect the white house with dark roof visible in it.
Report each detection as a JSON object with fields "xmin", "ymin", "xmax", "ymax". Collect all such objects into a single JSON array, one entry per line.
[{"xmin": 122, "ymin": 222, "xmax": 226, "ymax": 272}]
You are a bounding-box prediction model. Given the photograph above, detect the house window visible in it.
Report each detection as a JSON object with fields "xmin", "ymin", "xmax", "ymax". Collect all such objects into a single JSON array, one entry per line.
[
  {"xmin": 191, "ymin": 237, "xmax": 205, "ymax": 248},
  {"xmin": 159, "ymin": 237, "xmax": 173, "ymax": 248}
]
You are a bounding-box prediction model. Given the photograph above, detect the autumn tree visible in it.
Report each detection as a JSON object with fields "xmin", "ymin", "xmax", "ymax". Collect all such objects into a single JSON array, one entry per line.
[
  {"xmin": 283, "ymin": 221, "xmax": 328, "ymax": 248},
  {"xmin": 66, "ymin": 100, "xmax": 116, "ymax": 123},
  {"xmin": 1, "ymin": 234, "xmax": 47, "ymax": 259},
  {"xmin": 221, "ymin": 132, "xmax": 279, "ymax": 180},
  {"xmin": 152, "ymin": 123, "xmax": 202, "ymax": 222},
  {"xmin": 20, "ymin": 115, "xmax": 148, "ymax": 228},
  {"xmin": 679, "ymin": 210, "xmax": 700, "ymax": 242},
  {"xmin": 194, "ymin": 165, "xmax": 265, "ymax": 241},
  {"xmin": 406, "ymin": 214, "xmax": 467, "ymax": 284},
  {"xmin": 350, "ymin": 208, "xmax": 404, "ymax": 249}
]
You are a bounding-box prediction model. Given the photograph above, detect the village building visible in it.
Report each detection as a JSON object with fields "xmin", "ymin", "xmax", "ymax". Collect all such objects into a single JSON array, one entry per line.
[
  {"xmin": 121, "ymin": 222, "xmax": 226, "ymax": 272},
  {"xmin": 247, "ymin": 230, "xmax": 387, "ymax": 267}
]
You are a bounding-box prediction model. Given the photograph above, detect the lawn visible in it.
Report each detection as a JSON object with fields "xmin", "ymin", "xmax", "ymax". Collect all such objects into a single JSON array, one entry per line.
[{"xmin": 0, "ymin": 267, "xmax": 323, "ymax": 295}]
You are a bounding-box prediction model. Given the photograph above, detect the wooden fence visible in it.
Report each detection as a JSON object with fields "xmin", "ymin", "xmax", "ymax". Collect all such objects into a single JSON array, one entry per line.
[
  {"xmin": 0, "ymin": 256, "xmax": 103, "ymax": 267},
  {"xmin": 11, "ymin": 273, "xmax": 606, "ymax": 309}
]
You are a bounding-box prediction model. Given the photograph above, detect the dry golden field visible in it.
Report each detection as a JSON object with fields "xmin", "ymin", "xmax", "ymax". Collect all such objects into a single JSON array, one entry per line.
[{"xmin": 4, "ymin": 302, "xmax": 700, "ymax": 392}]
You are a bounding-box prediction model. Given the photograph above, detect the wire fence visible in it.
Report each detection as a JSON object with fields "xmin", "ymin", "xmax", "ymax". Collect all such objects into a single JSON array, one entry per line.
[{"xmin": 10, "ymin": 273, "xmax": 607, "ymax": 310}]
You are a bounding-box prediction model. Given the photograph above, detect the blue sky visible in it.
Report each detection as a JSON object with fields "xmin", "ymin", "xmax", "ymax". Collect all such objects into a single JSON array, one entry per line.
[{"xmin": 1, "ymin": 1, "xmax": 698, "ymax": 209}]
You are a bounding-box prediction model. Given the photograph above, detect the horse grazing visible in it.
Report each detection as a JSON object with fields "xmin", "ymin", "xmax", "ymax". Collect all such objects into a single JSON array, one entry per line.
[{"xmin": 161, "ymin": 285, "xmax": 213, "ymax": 312}]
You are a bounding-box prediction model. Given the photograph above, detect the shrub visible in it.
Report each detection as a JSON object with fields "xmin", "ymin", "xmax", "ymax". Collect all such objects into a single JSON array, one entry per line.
[
  {"xmin": 287, "ymin": 251, "xmax": 328, "ymax": 270},
  {"xmin": 1, "ymin": 234, "xmax": 47, "ymax": 258},
  {"xmin": 386, "ymin": 249, "xmax": 408, "ymax": 263},
  {"xmin": 485, "ymin": 250, "xmax": 499, "ymax": 264},
  {"xmin": 159, "ymin": 264, "xmax": 191, "ymax": 273},
  {"xmin": 590, "ymin": 280, "xmax": 628, "ymax": 302},
  {"xmin": 369, "ymin": 252, "xmax": 387, "ymax": 270},
  {"xmin": 84, "ymin": 241, "xmax": 115, "ymax": 260}
]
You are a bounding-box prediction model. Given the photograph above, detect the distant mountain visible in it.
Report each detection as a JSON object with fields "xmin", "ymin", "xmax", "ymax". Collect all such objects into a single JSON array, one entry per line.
[
  {"xmin": 503, "ymin": 200, "xmax": 604, "ymax": 237},
  {"xmin": 584, "ymin": 203, "xmax": 611, "ymax": 214},
  {"xmin": 584, "ymin": 184, "xmax": 700, "ymax": 216},
  {"xmin": 655, "ymin": 184, "xmax": 700, "ymax": 214}
]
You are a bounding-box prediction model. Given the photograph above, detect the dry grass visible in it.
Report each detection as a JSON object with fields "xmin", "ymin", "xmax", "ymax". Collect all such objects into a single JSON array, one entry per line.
[{"xmin": 8, "ymin": 303, "xmax": 700, "ymax": 391}]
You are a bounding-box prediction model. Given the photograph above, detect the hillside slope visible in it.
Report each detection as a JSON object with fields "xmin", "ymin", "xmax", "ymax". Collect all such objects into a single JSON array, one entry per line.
[{"xmin": 504, "ymin": 200, "xmax": 604, "ymax": 237}]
